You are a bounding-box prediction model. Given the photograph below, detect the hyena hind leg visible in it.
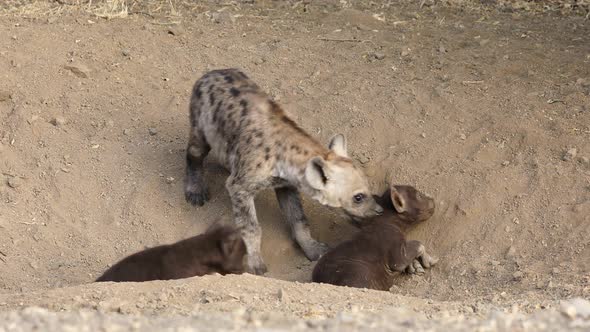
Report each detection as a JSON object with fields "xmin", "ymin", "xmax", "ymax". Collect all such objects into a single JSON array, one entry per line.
[{"xmin": 184, "ymin": 128, "xmax": 211, "ymax": 206}]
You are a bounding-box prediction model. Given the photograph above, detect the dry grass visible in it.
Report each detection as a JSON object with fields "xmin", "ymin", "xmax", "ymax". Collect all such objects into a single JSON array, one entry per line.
[
  {"xmin": 0, "ymin": 0, "xmax": 185, "ymax": 19},
  {"xmin": 0, "ymin": 0, "xmax": 587, "ymax": 20}
]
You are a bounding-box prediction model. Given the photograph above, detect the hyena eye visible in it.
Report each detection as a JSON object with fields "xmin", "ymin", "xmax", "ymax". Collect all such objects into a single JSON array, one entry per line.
[{"xmin": 353, "ymin": 193, "xmax": 365, "ymax": 203}]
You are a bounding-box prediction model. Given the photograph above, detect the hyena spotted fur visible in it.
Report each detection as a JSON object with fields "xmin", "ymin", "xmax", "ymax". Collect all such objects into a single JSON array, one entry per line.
[{"xmin": 185, "ymin": 68, "xmax": 383, "ymax": 275}]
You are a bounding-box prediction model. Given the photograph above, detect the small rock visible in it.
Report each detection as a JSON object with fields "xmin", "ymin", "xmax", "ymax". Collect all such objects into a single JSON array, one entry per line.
[
  {"xmin": 513, "ymin": 271, "xmax": 524, "ymax": 280},
  {"xmin": 0, "ymin": 91, "xmax": 11, "ymax": 102},
  {"xmin": 148, "ymin": 128, "xmax": 158, "ymax": 136},
  {"xmin": 165, "ymin": 177, "xmax": 175, "ymax": 184},
  {"xmin": 579, "ymin": 156, "xmax": 589, "ymax": 165},
  {"xmin": 123, "ymin": 129, "xmax": 130, "ymax": 136},
  {"xmin": 460, "ymin": 134, "xmax": 467, "ymax": 140},
  {"xmin": 253, "ymin": 57, "xmax": 266, "ymax": 65},
  {"xmin": 358, "ymin": 155, "xmax": 370, "ymax": 164},
  {"xmin": 562, "ymin": 148, "xmax": 577, "ymax": 161},
  {"xmin": 122, "ymin": 49, "xmax": 131, "ymax": 57},
  {"xmin": 479, "ymin": 39, "xmax": 490, "ymax": 46},
  {"xmin": 576, "ymin": 78, "xmax": 590, "ymax": 87},
  {"xmin": 278, "ymin": 288, "xmax": 287, "ymax": 302},
  {"xmin": 501, "ymin": 160, "xmax": 510, "ymax": 166},
  {"xmin": 491, "ymin": 260, "xmax": 501, "ymax": 267},
  {"xmin": 7, "ymin": 177, "xmax": 22, "ymax": 189},
  {"xmin": 370, "ymin": 52, "xmax": 386, "ymax": 60},
  {"xmin": 211, "ymin": 11, "xmax": 233, "ymax": 24},
  {"xmin": 420, "ymin": 133, "xmax": 426, "ymax": 138},
  {"xmin": 29, "ymin": 261, "xmax": 39, "ymax": 269},
  {"xmin": 50, "ymin": 116, "xmax": 66, "ymax": 127},
  {"xmin": 506, "ymin": 246, "xmax": 516, "ymax": 258},
  {"xmin": 27, "ymin": 115, "xmax": 40, "ymax": 124},
  {"xmin": 64, "ymin": 63, "xmax": 91, "ymax": 78},
  {"xmin": 167, "ymin": 26, "xmax": 185, "ymax": 36},
  {"xmin": 401, "ymin": 49, "xmax": 410, "ymax": 57},
  {"xmin": 552, "ymin": 267, "xmax": 560, "ymax": 275}
]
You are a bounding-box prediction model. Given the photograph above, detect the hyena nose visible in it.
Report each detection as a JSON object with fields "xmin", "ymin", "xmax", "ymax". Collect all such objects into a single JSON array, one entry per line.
[{"xmin": 375, "ymin": 204, "xmax": 384, "ymax": 215}]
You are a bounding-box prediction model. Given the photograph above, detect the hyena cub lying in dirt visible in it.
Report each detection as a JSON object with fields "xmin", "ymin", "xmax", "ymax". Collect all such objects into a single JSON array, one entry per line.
[
  {"xmin": 95, "ymin": 225, "xmax": 246, "ymax": 282},
  {"xmin": 185, "ymin": 68, "xmax": 383, "ymax": 275},
  {"xmin": 312, "ymin": 183, "xmax": 438, "ymax": 291}
]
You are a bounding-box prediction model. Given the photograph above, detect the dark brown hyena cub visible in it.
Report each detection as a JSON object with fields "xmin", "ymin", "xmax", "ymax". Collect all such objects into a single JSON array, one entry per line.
[
  {"xmin": 312, "ymin": 184, "xmax": 438, "ymax": 291},
  {"xmin": 96, "ymin": 225, "xmax": 246, "ymax": 282}
]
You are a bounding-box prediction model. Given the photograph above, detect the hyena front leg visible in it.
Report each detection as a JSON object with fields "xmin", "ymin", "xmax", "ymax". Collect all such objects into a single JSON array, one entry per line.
[
  {"xmin": 226, "ymin": 176, "xmax": 267, "ymax": 275},
  {"xmin": 389, "ymin": 240, "xmax": 425, "ymax": 273},
  {"xmin": 184, "ymin": 127, "xmax": 211, "ymax": 206},
  {"xmin": 275, "ymin": 187, "xmax": 329, "ymax": 261}
]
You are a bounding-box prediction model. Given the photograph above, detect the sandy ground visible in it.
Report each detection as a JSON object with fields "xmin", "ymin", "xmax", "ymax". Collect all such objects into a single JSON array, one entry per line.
[{"xmin": 0, "ymin": 0, "xmax": 589, "ymax": 330}]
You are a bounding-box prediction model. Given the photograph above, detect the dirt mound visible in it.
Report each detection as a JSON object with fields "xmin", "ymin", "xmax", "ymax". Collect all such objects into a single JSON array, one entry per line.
[{"xmin": 0, "ymin": 1, "xmax": 589, "ymax": 329}]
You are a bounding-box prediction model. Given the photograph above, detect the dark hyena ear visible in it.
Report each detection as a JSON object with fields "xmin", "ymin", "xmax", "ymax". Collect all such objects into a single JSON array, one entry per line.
[
  {"xmin": 390, "ymin": 186, "xmax": 407, "ymax": 213},
  {"xmin": 219, "ymin": 231, "xmax": 244, "ymax": 258},
  {"xmin": 328, "ymin": 134, "xmax": 348, "ymax": 157},
  {"xmin": 305, "ymin": 156, "xmax": 329, "ymax": 190}
]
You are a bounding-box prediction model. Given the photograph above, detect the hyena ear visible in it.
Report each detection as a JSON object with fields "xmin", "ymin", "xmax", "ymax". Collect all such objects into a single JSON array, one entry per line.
[
  {"xmin": 390, "ymin": 186, "xmax": 407, "ymax": 213},
  {"xmin": 305, "ymin": 156, "xmax": 329, "ymax": 190},
  {"xmin": 219, "ymin": 231, "xmax": 243, "ymax": 258},
  {"xmin": 328, "ymin": 134, "xmax": 348, "ymax": 157}
]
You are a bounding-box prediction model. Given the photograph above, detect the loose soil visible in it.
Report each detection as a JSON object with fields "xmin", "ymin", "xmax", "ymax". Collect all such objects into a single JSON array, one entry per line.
[{"xmin": 0, "ymin": 0, "xmax": 589, "ymax": 330}]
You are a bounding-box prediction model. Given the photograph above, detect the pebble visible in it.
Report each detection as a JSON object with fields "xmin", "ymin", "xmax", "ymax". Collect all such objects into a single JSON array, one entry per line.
[
  {"xmin": 576, "ymin": 78, "xmax": 590, "ymax": 87},
  {"xmin": 0, "ymin": 91, "xmax": 11, "ymax": 102},
  {"xmin": 506, "ymin": 246, "xmax": 516, "ymax": 258},
  {"xmin": 148, "ymin": 128, "xmax": 158, "ymax": 136},
  {"xmin": 211, "ymin": 11, "xmax": 233, "ymax": 24},
  {"xmin": 7, "ymin": 177, "xmax": 22, "ymax": 189},
  {"xmin": 122, "ymin": 49, "xmax": 131, "ymax": 57},
  {"xmin": 491, "ymin": 260, "xmax": 501, "ymax": 267},
  {"xmin": 123, "ymin": 129, "xmax": 130, "ymax": 136},
  {"xmin": 370, "ymin": 52, "xmax": 386, "ymax": 60},
  {"xmin": 278, "ymin": 288, "xmax": 288, "ymax": 303},
  {"xmin": 50, "ymin": 117, "xmax": 66, "ymax": 127},
  {"xmin": 562, "ymin": 148, "xmax": 577, "ymax": 161},
  {"xmin": 167, "ymin": 26, "xmax": 185, "ymax": 36},
  {"xmin": 253, "ymin": 57, "xmax": 266, "ymax": 65},
  {"xmin": 512, "ymin": 271, "xmax": 524, "ymax": 280},
  {"xmin": 358, "ymin": 155, "xmax": 370, "ymax": 164},
  {"xmin": 420, "ymin": 133, "xmax": 426, "ymax": 138},
  {"xmin": 401, "ymin": 49, "xmax": 410, "ymax": 57},
  {"xmin": 579, "ymin": 156, "xmax": 589, "ymax": 165},
  {"xmin": 165, "ymin": 177, "xmax": 175, "ymax": 184},
  {"xmin": 460, "ymin": 134, "xmax": 467, "ymax": 140},
  {"xmin": 551, "ymin": 267, "xmax": 560, "ymax": 275},
  {"xmin": 64, "ymin": 63, "xmax": 91, "ymax": 78},
  {"xmin": 501, "ymin": 160, "xmax": 510, "ymax": 166},
  {"xmin": 27, "ymin": 115, "xmax": 40, "ymax": 124}
]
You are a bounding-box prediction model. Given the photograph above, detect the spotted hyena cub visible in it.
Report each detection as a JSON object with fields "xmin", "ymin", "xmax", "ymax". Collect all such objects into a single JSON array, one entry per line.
[{"xmin": 185, "ymin": 68, "xmax": 383, "ymax": 275}]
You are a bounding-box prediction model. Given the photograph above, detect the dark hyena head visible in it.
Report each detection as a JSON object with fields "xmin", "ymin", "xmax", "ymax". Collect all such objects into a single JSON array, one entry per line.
[
  {"xmin": 304, "ymin": 134, "xmax": 383, "ymax": 220},
  {"xmin": 384, "ymin": 184, "xmax": 436, "ymax": 226},
  {"xmin": 204, "ymin": 225, "xmax": 247, "ymax": 275}
]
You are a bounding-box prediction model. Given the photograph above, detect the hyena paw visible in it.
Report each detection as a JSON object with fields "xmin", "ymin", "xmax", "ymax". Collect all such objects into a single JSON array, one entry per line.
[
  {"xmin": 301, "ymin": 240, "xmax": 330, "ymax": 261},
  {"xmin": 418, "ymin": 251, "xmax": 439, "ymax": 269},
  {"xmin": 406, "ymin": 259, "xmax": 425, "ymax": 274},
  {"xmin": 405, "ymin": 251, "xmax": 439, "ymax": 274},
  {"xmin": 246, "ymin": 254, "xmax": 268, "ymax": 276},
  {"xmin": 184, "ymin": 183, "xmax": 210, "ymax": 207}
]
